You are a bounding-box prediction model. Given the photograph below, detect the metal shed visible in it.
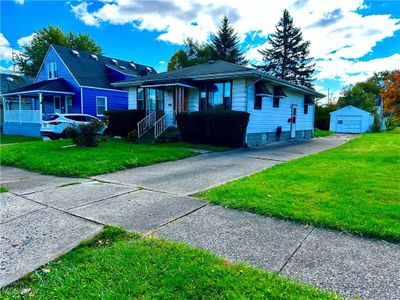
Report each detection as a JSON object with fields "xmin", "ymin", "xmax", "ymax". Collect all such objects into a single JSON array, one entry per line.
[{"xmin": 329, "ymin": 105, "xmax": 374, "ymax": 133}]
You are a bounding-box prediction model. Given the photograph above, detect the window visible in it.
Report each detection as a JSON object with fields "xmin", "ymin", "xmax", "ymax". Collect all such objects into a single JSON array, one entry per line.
[
  {"xmin": 66, "ymin": 96, "xmax": 73, "ymax": 113},
  {"xmin": 145, "ymin": 89, "xmax": 164, "ymax": 111},
  {"xmin": 199, "ymin": 81, "xmax": 232, "ymax": 111},
  {"xmin": 48, "ymin": 62, "xmax": 58, "ymax": 79},
  {"xmin": 273, "ymin": 97, "xmax": 280, "ymax": 108},
  {"xmin": 155, "ymin": 90, "xmax": 164, "ymax": 111},
  {"xmin": 304, "ymin": 104, "xmax": 308, "ymax": 114},
  {"xmin": 96, "ymin": 97, "xmax": 107, "ymax": 116},
  {"xmin": 338, "ymin": 119, "xmax": 343, "ymax": 124},
  {"xmin": 199, "ymin": 85, "xmax": 207, "ymax": 110},
  {"xmin": 254, "ymin": 95, "xmax": 262, "ymax": 110},
  {"xmin": 137, "ymin": 88, "xmax": 145, "ymax": 110}
]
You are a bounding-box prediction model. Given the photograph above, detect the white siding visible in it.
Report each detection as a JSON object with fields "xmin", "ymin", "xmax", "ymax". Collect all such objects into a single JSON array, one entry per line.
[
  {"xmin": 246, "ymin": 81, "xmax": 314, "ymax": 134},
  {"xmin": 128, "ymin": 87, "xmax": 137, "ymax": 109},
  {"xmin": 231, "ymin": 79, "xmax": 247, "ymax": 111}
]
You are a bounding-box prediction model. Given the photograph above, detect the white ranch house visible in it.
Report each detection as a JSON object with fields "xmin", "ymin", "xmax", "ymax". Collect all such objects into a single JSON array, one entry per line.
[{"xmin": 113, "ymin": 60, "xmax": 325, "ymax": 147}]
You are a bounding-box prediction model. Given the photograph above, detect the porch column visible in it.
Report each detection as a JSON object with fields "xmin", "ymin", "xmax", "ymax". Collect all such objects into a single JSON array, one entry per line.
[
  {"xmin": 18, "ymin": 94, "xmax": 22, "ymax": 124},
  {"xmin": 38, "ymin": 93, "xmax": 43, "ymax": 121}
]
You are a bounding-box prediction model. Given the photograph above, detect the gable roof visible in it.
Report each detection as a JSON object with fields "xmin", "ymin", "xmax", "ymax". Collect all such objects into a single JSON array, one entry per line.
[
  {"xmin": 330, "ymin": 105, "xmax": 373, "ymax": 116},
  {"xmin": 0, "ymin": 73, "xmax": 34, "ymax": 94},
  {"xmin": 50, "ymin": 44, "xmax": 157, "ymax": 89},
  {"xmin": 113, "ymin": 60, "xmax": 325, "ymax": 98},
  {"xmin": 2, "ymin": 78, "xmax": 74, "ymax": 96}
]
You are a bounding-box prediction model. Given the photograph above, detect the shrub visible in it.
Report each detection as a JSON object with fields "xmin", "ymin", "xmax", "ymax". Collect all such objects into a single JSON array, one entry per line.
[
  {"xmin": 385, "ymin": 115, "xmax": 398, "ymax": 131},
  {"xmin": 65, "ymin": 119, "xmax": 104, "ymax": 147},
  {"xmin": 371, "ymin": 113, "xmax": 381, "ymax": 132},
  {"xmin": 127, "ymin": 129, "xmax": 138, "ymax": 142},
  {"xmin": 104, "ymin": 110, "xmax": 146, "ymax": 138},
  {"xmin": 176, "ymin": 111, "xmax": 250, "ymax": 147}
]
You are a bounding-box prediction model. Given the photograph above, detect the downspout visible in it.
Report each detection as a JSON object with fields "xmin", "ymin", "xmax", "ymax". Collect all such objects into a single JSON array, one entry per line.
[
  {"xmin": 18, "ymin": 94, "xmax": 22, "ymax": 124},
  {"xmin": 80, "ymin": 87, "xmax": 83, "ymax": 113}
]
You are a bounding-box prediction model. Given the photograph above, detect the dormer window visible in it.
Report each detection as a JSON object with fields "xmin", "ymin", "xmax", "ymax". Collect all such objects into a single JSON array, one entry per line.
[
  {"xmin": 146, "ymin": 66, "xmax": 152, "ymax": 72},
  {"xmin": 91, "ymin": 54, "xmax": 98, "ymax": 60},
  {"xmin": 48, "ymin": 62, "xmax": 58, "ymax": 79},
  {"xmin": 111, "ymin": 58, "xmax": 118, "ymax": 65},
  {"xmin": 130, "ymin": 62, "xmax": 137, "ymax": 69}
]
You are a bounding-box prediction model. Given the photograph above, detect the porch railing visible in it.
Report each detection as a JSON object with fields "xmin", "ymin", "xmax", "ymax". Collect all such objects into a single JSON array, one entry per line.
[
  {"xmin": 154, "ymin": 113, "xmax": 168, "ymax": 139},
  {"xmin": 4, "ymin": 110, "xmax": 42, "ymax": 124},
  {"xmin": 137, "ymin": 111, "xmax": 156, "ymax": 138}
]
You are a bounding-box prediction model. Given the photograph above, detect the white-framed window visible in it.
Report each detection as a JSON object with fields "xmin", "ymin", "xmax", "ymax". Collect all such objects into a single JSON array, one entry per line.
[
  {"xmin": 96, "ymin": 96, "xmax": 107, "ymax": 116},
  {"xmin": 48, "ymin": 62, "xmax": 58, "ymax": 79}
]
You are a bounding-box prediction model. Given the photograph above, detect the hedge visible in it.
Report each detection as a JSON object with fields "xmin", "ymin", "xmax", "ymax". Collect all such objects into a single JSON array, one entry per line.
[
  {"xmin": 104, "ymin": 110, "xmax": 146, "ymax": 137},
  {"xmin": 176, "ymin": 111, "xmax": 250, "ymax": 147}
]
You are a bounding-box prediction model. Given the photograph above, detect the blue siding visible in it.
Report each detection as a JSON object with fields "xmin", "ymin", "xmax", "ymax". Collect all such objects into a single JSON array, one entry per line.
[
  {"xmin": 82, "ymin": 87, "xmax": 128, "ymax": 117},
  {"xmin": 36, "ymin": 46, "xmax": 82, "ymax": 113}
]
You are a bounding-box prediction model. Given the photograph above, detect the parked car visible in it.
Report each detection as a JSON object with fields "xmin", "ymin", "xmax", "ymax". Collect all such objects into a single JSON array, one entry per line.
[{"xmin": 40, "ymin": 114, "xmax": 107, "ymax": 139}]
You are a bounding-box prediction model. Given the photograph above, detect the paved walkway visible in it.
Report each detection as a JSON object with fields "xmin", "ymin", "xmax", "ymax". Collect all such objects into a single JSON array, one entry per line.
[{"xmin": 1, "ymin": 135, "xmax": 399, "ymax": 299}]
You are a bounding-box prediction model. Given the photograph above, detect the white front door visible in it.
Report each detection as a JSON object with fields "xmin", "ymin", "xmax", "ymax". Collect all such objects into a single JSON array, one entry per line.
[
  {"xmin": 54, "ymin": 96, "xmax": 61, "ymax": 114},
  {"xmin": 290, "ymin": 104, "xmax": 298, "ymax": 139}
]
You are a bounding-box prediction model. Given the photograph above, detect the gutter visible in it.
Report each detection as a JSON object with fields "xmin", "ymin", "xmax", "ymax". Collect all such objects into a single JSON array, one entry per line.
[{"xmin": 112, "ymin": 70, "xmax": 325, "ymax": 98}]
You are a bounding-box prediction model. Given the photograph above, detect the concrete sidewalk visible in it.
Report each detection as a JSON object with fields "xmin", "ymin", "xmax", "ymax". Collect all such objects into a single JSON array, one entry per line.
[{"xmin": 2, "ymin": 136, "xmax": 399, "ymax": 299}]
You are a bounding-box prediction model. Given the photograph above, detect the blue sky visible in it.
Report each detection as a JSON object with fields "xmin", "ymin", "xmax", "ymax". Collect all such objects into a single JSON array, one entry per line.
[{"xmin": 1, "ymin": 0, "xmax": 399, "ymax": 101}]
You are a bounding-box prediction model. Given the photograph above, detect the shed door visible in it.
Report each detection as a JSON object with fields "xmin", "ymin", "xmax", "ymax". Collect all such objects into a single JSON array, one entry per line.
[{"xmin": 336, "ymin": 116, "xmax": 362, "ymax": 133}]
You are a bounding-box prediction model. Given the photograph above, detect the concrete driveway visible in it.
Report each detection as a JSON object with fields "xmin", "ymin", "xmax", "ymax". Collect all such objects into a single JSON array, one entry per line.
[{"xmin": 2, "ymin": 135, "xmax": 399, "ymax": 299}]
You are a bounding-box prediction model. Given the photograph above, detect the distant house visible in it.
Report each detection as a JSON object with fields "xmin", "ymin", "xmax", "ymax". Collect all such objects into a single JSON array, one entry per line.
[
  {"xmin": 1, "ymin": 44, "xmax": 156, "ymax": 137},
  {"xmin": 113, "ymin": 60, "xmax": 325, "ymax": 147},
  {"xmin": 0, "ymin": 72, "xmax": 34, "ymax": 131},
  {"xmin": 329, "ymin": 98, "xmax": 386, "ymax": 133}
]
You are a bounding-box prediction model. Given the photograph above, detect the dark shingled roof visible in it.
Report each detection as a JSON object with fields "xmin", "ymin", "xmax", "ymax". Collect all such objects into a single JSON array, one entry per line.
[
  {"xmin": 51, "ymin": 44, "xmax": 157, "ymax": 89},
  {"xmin": 5, "ymin": 78, "xmax": 74, "ymax": 94},
  {"xmin": 116, "ymin": 60, "xmax": 251, "ymax": 83},
  {"xmin": 1, "ymin": 73, "xmax": 34, "ymax": 94},
  {"xmin": 114, "ymin": 60, "xmax": 325, "ymax": 98}
]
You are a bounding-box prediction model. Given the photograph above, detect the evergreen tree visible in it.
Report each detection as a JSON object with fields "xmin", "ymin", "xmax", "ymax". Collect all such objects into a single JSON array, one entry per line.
[
  {"xmin": 16, "ymin": 25, "xmax": 102, "ymax": 77},
  {"xmin": 258, "ymin": 10, "xmax": 315, "ymax": 87},
  {"xmin": 211, "ymin": 16, "xmax": 247, "ymax": 65}
]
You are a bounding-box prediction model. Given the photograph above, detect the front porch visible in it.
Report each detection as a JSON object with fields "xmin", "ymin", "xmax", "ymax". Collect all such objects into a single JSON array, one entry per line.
[
  {"xmin": 1, "ymin": 79, "xmax": 75, "ymax": 137},
  {"xmin": 136, "ymin": 79, "xmax": 198, "ymax": 141}
]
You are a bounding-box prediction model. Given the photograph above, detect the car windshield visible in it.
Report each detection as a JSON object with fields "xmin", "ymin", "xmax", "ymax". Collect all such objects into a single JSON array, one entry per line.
[{"xmin": 43, "ymin": 115, "xmax": 59, "ymax": 121}]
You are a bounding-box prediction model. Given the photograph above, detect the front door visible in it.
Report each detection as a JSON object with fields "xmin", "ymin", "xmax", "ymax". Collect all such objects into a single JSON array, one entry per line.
[
  {"xmin": 54, "ymin": 96, "xmax": 62, "ymax": 114},
  {"xmin": 290, "ymin": 104, "xmax": 297, "ymax": 139}
]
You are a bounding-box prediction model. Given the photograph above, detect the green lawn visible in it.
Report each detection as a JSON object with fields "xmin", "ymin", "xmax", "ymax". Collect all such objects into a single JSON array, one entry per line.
[
  {"xmin": 0, "ymin": 134, "xmax": 41, "ymax": 145},
  {"xmin": 0, "ymin": 185, "xmax": 8, "ymax": 193},
  {"xmin": 199, "ymin": 131, "xmax": 400, "ymax": 242},
  {"xmin": 0, "ymin": 226, "xmax": 339, "ymax": 299},
  {"xmin": 313, "ymin": 130, "xmax": 334, "ymax": 138},
  {"xmin": 0, "ymin": 139, "xmax": 196, "ymax": 177}
]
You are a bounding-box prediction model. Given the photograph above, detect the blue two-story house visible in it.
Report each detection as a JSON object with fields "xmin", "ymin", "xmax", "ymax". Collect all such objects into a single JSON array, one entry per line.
[{"xmin": 1, "ymin": 44, "xmax": 156, "ymax": 137}]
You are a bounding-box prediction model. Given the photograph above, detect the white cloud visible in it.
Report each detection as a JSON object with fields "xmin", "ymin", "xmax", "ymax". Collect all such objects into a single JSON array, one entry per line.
[
  {"xmin": 17, "ymin": 33, "xmax": 36, "ymax": 47},
  {"xmin": 66, "ymin": 1, "xmax": 400, "ymax": 87},
  {"xmin": 70, "ymin": 2, "xmax": 100, "ymax": 27},
  {"xmin": 14, "ymin": 0, "xmax": 24, "ymax": 5},
  {"xmin": 315, "ymin": 54, "xmax": 400, "ymax": 85},
  {"xmin": 0, "ymin": 33, "xmax": 16, "ymax": 61},
  {"xmin": 159, "ymin": 60, "xmax": 166, "ymax": 65}
]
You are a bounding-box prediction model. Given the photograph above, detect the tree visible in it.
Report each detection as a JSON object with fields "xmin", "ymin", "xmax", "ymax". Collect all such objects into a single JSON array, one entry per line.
[
  {"xmin": 211, "ymin": 16, "xmax": 247, "ymax": 65},
  {"xmin": 168, "ymin": 38, "xmax": 213, "ymax": 70},
  {"xmin": 257, "ymin": 9, "xmax": 315, "ymax": 87},
  {"xmin": 381, "ymin": 70, "xmax": 400, "ymax": 118},
  {"xmin": 337, "ymin": 72, "xmax": 389, "ymax": 113},
  {"xmin": 167, "ymin": 16, "xmax": 246, "ymax": 70},
  {"xmin": 15, "ymin": 25, "xmax": 102, "ymax": 77}
]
